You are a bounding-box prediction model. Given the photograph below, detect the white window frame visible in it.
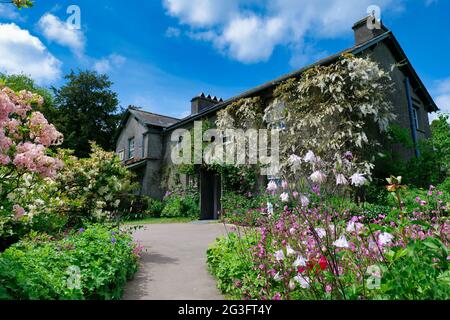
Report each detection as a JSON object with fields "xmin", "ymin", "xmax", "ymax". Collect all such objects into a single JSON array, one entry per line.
[
  {"xmin": 128, "ymin": 137, "xmax": 135, "ymax": 159},
  {"xmin": 118, "ymin": 149, "xmax": 125, "ymax": 161}
]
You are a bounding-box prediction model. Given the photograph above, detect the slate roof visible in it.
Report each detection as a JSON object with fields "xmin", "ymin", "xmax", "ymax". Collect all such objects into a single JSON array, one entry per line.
[
  {"xmin": 165, "ymin": 30, "xmax": 438, "ymax": 132},
  {"xmin": 128, "ymin": 106, "xmax": 180, "ymax": 128}
]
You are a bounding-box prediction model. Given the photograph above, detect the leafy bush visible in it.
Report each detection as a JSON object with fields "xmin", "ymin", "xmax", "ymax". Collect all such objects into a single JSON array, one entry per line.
[
  {"xmin": 161, "ymin": 189, "xmax": 199, "ymax": 218},
  {"xmin": 0, "ymin": 225, "xmax": 140, "ymax": 300},
  {"xmin": 207, "ymin": 232, "xmax": 260, "ymax": 299},
  {"xmin": 146, "ymin": 198, "xmax": 164, "ymax": 217}
]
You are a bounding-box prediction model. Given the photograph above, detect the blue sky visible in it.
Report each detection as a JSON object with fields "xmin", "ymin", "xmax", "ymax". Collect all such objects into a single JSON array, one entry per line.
[{"xmin": 0, "ymin": 0, "xmax": 449, "ymax": 119}]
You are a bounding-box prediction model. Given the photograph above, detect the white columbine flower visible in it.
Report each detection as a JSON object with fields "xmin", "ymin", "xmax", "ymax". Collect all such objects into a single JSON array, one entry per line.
[
  {"xmin": 294, "ymin": 275, "xmax": 310, "ymax": 289},
  {"xmin": 289, "ymin": 154, "xmax": 302, "ymax": 168},
  {"xmin": 300, "ymin": 195, "xmax": 310, "ymax": 207},
  {"xmin": 274, "ymin": 272, "xmax": 283, "ymax": 282},
  {"xmin": 333, "ymin": 235, "xmax": 350, "ymax": 248},
  {"xmin": 315, "ymin": 228, "xmax": 326, "ymax": 239},
  {"xmin": 378, "ymin": 232, "xmax": 394, "ymax": 246},
  {"xmin": 346, "ymin": 221, "xmax": 364, "ymax": 234},
  {"xmin": 267, "ymin": 180, "xmax": 278, "ymax": 192},
  {"xmin": 280, "ymin": 192, "xmax": 289, "ymax": 202},
  {"xmin": 293, "ymin": 255, "xmax": 307, "ymax": 267},
  {"xmin": 303, "ymin": 151, "xmax": 316, "ymax": 163},
  {"xmin": 310, "ymin": 171, "xmax": 327, "ymax": 184},
  {"xmin": 267, "ymin": 202, "xmax": 274, "ymax": 215},
  {"xmin": 286, "ymin": 245, "xmax": 295, "ymax": 257},
  {"xmin": 274, "ymin": 250, "xmax": 285, "ymax": 261},
  {"xmin": 336, "ymin": 174, "xmax": 348, "ymax": 186},
  {"xmin": 350, "ymin": 173, "xmax": 367, "ymax": 187}
]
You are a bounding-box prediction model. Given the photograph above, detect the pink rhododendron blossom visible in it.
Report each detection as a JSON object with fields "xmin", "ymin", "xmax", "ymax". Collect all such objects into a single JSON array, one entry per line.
[
  {"xmin": 29, "ymin": 112, "xmax": 63, "ymax": 147},
  {"xmin": 13, "ymin": 142, "xmax": 63, "ymax": 178}
]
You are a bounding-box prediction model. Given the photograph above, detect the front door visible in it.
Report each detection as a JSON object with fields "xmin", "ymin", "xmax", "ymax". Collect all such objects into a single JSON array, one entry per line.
[{"xmin": 200, "ymin": 169, "xmax": 221, "ymax": 220}]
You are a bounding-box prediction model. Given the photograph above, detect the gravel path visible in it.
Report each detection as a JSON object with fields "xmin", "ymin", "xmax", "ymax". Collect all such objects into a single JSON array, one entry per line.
[{"xmin": 123, "ymin": 222, "xmax": 226, "ymax": 300}]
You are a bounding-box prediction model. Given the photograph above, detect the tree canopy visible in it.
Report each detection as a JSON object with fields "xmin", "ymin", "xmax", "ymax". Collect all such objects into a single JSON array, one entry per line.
[{"xmin": 52, "ymin": 70, "xmax": 122, "ymax": 158}]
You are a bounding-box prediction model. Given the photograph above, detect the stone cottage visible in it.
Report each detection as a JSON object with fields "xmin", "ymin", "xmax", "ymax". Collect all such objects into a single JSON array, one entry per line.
[{"xmin": 115, "ymin": 17, "xmax": 438, "ymax": 220}]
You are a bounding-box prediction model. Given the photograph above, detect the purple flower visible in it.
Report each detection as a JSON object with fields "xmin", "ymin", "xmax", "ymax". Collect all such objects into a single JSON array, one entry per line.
[
  {"xmin": 78, "ymin": 228, "xmax": 85, "ymax": 233},
  {"xmin": 343, "ymin": 151, "xmax": 353, "ymax": 160},
  {"xmin": 111, "ymin": 237, "xmax": 117, "ymax": 244},
  {"xmin": 111, "ymin": 231, "xmax": 117, "ymax": 236}
]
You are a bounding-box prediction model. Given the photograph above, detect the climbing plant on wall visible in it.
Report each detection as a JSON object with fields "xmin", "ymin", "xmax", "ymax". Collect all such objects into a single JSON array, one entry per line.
[{"xmin": 216, "ymin": 54, "xmax": 397, "ymax": 193}]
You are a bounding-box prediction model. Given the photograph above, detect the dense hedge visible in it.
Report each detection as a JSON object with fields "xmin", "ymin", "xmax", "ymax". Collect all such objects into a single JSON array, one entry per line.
[{"xmin": 0, "ymin": 225, "xmax": 139, "ymax": 300}]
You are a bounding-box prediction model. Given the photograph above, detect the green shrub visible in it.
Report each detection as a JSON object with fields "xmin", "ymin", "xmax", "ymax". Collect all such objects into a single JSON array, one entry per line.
[
  {"xmin": 161, "ymin": 195, "xmax": 184, "ymax": 218},
  {"xmin": 0, "ymin": 225, "xmax": 139, "ymax": 300},
  {"xmin": 161, "ymin": 190, "xmax": 199, "ymax": 218},
  {"xmin": 207, "ymin": 232, "xmax": 260, "ymax": 299},
  {"xmin": 146, "ymin": 198, "xmax": 164, "ymax": 217}
]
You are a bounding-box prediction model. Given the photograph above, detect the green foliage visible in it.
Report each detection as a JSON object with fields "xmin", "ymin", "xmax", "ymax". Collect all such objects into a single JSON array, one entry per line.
[
  {"xmin": 161, "ymin": 190, "xmax": 199, "ymax": 218},
  {"xmin": 12, "ymin": 0, "xmax": 33, "ymax": 9},
  {"xmin": 52, "ymin": 70, "xmax": 122, "ymax": 158},
  {"xmin": 207, "ymin": 232, "xmax": 260, "ymax": 299},
  {"xmin": 146, "ymin": 198, "xmax": 164, "ymax": 217},
  {"xmin": 0, "ymin": 225, "xmax": 139, "ymax": 300},
  {"xmin": 380, "ymin": 238, "xmax": 449, "ymax": 299},
  {"xmin": 377, "ymin": 115, "xmax": 450, "ymax": 188}
]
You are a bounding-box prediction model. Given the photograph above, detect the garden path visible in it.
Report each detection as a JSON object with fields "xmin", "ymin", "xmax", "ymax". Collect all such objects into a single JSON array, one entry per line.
[{"xmin": 123, "ymin": 222, "xmax": 225, "ymax": 300}]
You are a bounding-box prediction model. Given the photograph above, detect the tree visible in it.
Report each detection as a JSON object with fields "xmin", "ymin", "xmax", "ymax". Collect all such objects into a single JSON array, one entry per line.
[
  {"xmin": 52, "ymin": 70, "xmax": 122, "ymax": 158},
  {"xmin": 8, "ymin": 0, "xmax": 33, "ymax": 9}
]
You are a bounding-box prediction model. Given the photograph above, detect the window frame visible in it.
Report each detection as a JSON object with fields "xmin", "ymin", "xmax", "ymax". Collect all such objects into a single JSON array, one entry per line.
[
  {"xmin": 128, "ymin": 137, "xmax": 135, "ymax": 159},
  {"xmin": 117, "ymin": 149, "xmax": 125, "ymax": 162}
]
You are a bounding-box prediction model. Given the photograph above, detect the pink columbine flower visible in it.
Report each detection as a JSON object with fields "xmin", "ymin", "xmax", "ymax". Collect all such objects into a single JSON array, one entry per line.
[
  {"xmin": 267, "ymin": 180, "xmax": 278, "ymax": 192},
  {"xmin": 378, "ymin": 232, "xmax": 394, "ymax": 246},
  {"xmin": 280, "ymin": 192, "xmax": 289, "ymax": 202},
  {"xmin": 300, "ymin": 195, "xmax": 310, "ymax": 208},
  {"xmin": 310, "ymin": 171, "xmax": 327, "ymax": 184},
  {"xmin": 333, "ymin": 235, "xmax": 350, "ymax": 248},
  {"xmin": 274, "ymin": 250, "xmax": 285, "ymax": 261},
  {"xmin": 336, "ymin": 173, "xmax": 348, "ymax": 186}
]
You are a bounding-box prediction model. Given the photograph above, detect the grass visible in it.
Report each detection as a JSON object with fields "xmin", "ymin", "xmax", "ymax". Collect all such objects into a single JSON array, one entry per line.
[{"xmin": 122, "ymin": 217, "xmax": 196, "ymax": 225}]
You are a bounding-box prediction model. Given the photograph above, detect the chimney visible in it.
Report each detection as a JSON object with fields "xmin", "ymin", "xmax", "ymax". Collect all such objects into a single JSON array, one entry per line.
[
  {"xmin": 191, "ymin": 93, "xmax": 223, "ymax": 115},
  {"xmin": 352, "ymin": 16, "xmax": 388, "ymax": 46}
]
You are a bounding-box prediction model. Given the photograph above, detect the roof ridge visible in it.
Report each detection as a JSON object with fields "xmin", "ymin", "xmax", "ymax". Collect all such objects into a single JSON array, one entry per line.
[{"xmin": 129, "ymin": 106, "xmax": 180, "ymax": 120}]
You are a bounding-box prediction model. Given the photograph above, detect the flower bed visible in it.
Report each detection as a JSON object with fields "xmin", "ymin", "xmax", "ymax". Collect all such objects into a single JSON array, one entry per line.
[{"xmin": 0, "ymin": 225, "xmax": 141, "ymax": 300}]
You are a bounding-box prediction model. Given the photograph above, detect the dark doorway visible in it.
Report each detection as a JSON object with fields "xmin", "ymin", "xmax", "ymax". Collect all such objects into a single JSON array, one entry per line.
[{"xmin": 200, "ymin": 169, "xmax": 221, "ymax": 220}]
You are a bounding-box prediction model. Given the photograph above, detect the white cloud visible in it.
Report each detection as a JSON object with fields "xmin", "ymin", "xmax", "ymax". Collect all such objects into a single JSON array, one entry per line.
[
  {"xmin": 94, "ymin": 54, "xmax": 126, "ymax": 74},
  {"xmin": 0, "ymin": 4, "xmax": 22, "ymax": 21},
  {"xmin": 37, "ymin": 13, "xmax": 85, "ymax": 57},
  {"xmin": 163, "ymin": 0, "xmax": 402, "ymax": 64},
  {"xmin": 429, "ymin": 78, "xmax": 450, "ymax": 122},
  {"xmin": 165, "ymin": 27, "xmax": 182, "ymax": 38},
  {"xmin": 0, "ymin": 23, "xmax": 61, "ymax": 84}
]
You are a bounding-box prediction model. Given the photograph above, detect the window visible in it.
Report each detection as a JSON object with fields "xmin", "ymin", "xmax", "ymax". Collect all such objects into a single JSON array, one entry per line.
[
  {"xmin": 128, "ymin": 137, "xmax": 135, "ymax": 159},
  {"xmin": 118, "ymin": 150, "xmax": 124, "ymax": 161},
  {"xmin": 412, "ymin": 105, "xmax": 420, "ymax": 130}
]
